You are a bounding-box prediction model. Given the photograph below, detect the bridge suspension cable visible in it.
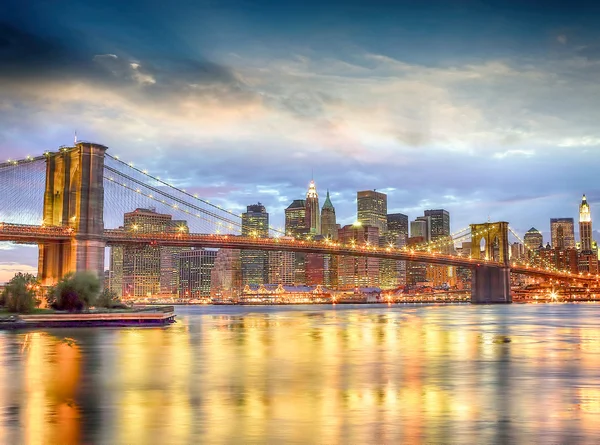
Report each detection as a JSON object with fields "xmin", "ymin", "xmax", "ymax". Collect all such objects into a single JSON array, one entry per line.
[
  {"xmin": 104, "ymin": 165, "xmax": 244, "ymax": 232},
  {"xmin": 104, "ymin": 154, "xmax": 286, "ymax": 236}
]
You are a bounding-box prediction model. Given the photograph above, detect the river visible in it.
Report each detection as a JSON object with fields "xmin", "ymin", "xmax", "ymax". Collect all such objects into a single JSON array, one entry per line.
[{"xmin": 0, "ymin": 303, "xmax": 599, "ymax": 444}]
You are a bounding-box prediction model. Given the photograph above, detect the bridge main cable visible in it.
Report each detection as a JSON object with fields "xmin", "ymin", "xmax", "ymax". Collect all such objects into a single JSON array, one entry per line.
[{"xmin": 104, "ymin": 165, "xmax": 245, "ymax": 231}]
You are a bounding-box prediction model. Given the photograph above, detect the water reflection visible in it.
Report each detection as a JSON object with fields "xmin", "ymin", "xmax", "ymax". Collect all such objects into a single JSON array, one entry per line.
[{"xmin": 0, "ymin": 304, "xmax": 599, "ymax": 443}]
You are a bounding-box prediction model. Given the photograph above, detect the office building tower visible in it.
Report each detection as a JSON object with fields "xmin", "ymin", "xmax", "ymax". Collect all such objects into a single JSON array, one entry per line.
[
  {"xmin": 113, "ymin": 207, "xmax": 188, "ymax": 298},
  {"xmin": 306, "ymin": 180, "xmax": 321, "ymax": 235},
  {"xmin": 241, "ymin": 203, "xmax": 269, "ymax": 285},
  {"xmin": 337, "ymin": 223, "xmax": 380, "ymax": 288},
  {"xmin": 381, "ymin": 213, "xmax": 409, "ymax": 288},
  {"xmin": 210, "ymin": 249, "xmax": 242, "ymax": 299},
  {"xmin": 320, "ymin": 191, "xmax": 338, "ymax": 240},
  {"xmin": 550, "ymin": 218, "xmax": 575, "ymax": 250},
  {"xmin": 424, "ymin": 209, "xmax": 450, "ymax": 241},
  {"xmin": 580, "ymin": 194, "xmax": 592, "ymax": 252},
  {"xmin": 510, "ymin": 242, "xmax": 525, "ymax": 261},
  {"xmin": 178, "ymin": 249, "xmax": 217, "ymax": 298},
  {"xmin": 411, "ymin": 217, "xmax": 430, "ymax": 242},
  {"xmin": 523, "ymin": 227, "xmax": 543, "ymax": 256},
  {"xmin": 357, "ymin": 190, "xmax": 387, "ymax": 233},
  {"xmin": 268, "ymin": 241, "xmax": 295, "ymax": 285},
  {"xmin": 285, "ymin": 199, "xmax": 309, "ymax": 284}
]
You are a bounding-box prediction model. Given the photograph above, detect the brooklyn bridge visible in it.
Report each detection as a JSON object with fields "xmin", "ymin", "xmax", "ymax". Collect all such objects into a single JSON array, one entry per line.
[{"xmin": 0, "ymin": 142, "xmax": 596, "ymax": 304}]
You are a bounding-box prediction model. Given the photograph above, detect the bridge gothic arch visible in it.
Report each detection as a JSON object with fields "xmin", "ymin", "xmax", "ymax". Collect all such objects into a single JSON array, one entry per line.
[{"xmin": 469, "ymin": 222, "xmax": 510, "ymax": 265}]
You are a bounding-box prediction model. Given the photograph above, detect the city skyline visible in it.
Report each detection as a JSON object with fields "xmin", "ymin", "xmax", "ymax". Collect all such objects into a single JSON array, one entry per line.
[{"xmin": 2, "ymin": 1, "xmax": 600, "ymax": 280}]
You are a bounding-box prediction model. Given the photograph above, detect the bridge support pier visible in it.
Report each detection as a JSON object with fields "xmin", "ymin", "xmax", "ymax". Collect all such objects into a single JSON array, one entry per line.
[
  {"xmin": 38, "ymin": 142, "xmax": 107, "ymax": 286},
  {"xmin": 471, "ymin": 266, "xmax": 511, "ymax": 304}
]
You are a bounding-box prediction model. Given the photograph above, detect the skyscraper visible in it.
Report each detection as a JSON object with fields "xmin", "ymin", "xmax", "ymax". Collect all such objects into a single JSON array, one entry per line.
[
  {"xmin": 580, "ymin": 194, "xmax": 592, "ymax": 252},
  {"xmin": 178, "ymin": 249, "xmax": 217, "ymax": 298},
  {"xmin": 306, "ymin": 180, "xmax": 321, "ymax": 235},
  {"xmin": 320, "ymin": 191, "xmax": 337, "ymax": 240},
  {"xmin": 113, "ymin": 207, "xmax": 189, "ymax": 298},
  {"xmin": 285, "ymin": 200, "xmax": 308, "ymax": 238},
  {"xmin": 241, "ymin": 203, "xmax": 269, "ymax": 285},
  {"xmin": 523, "ymin": 227, "xmax": 543, "ymax": 255},
  {"xmin": 381, "ymin": 213, "xmax": 409, "ymax": 288},
  {"xmin": 357, "ymin": 190, "xmax": 387, "ymax": 233},
  {"xmin": 285, "ymin": 199, "xmax": 309, "ymax": 284},
  {"xmin": 210, "ymin": 249, "xmax": 241, "ymax": 299},
  {"xmin": 424, "ymin": 209, "xmax": 450, "ymax": 241},
  {"xmin": 550, "ymin": 218, "xmax": 575, "ymax": 250},
  {"xmin": 337, "ymin": 223, "xmax": 380, "ymax": 288}
]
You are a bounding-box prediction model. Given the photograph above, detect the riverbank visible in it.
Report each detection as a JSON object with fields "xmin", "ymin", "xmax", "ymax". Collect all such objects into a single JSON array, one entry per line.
[{"xmin": 0, "ymin": 306, "xmax": 176, "ymax": 329}]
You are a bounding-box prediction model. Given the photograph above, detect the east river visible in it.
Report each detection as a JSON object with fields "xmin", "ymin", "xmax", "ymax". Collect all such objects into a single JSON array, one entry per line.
[{"xmin": 1, "ymin": 304, "xmax": 600, "ymax": 444}]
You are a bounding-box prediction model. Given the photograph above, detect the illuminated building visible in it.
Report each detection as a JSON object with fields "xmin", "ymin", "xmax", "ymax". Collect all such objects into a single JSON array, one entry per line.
[
  {"xmin": 424, "ymin": 209, "xmax": 450, "ymax": 244},
  {"xmin": 579, "ymin": 194, "xmax": 593, "ymax": 251},
  {"xmin": 210, "ymin": 249, "xmax": 241, "ymax": 298},
  {"xmin": 357, "ymin": 190, "xmax": 387, "ymax": 233},
  {"xmin": 539, "ymin": 244, "xmax": 579, "ymax": 274},
  {"xmin": 241, "ymin": 203, "xmax": 269, "ymax": 285},
  {"xmin": 320, "ymin": 191, "xmax": 337, "ymax": 240},
  {"xmin": 550, "ymin": 218, "xmax": 575, "ymax": 250},
  {"xmin": 337, "ymin": 222, "xmax": 380, "ymax": 288},
  {"xmin": 285, "ymin": 199, "xmax": 308, "ymax": 237},
  {"xmin": 523, "ymin": 227, "xmax": 543, "ymax": 258},
  {"xmin": 410, "ymin": 218, "xmax": 430, "ymax": 242},
  {"xmin": 406, "ymin": 236, "xmax": 427, "ymax": 285},
  {"xmin": 178, "ymin": 249, "xmax": 217, "ymax": 297},
  {"xmin": 268, "ymin": 241, "xmax": 295, "ymax": 285},
  {"xmin": 306, "ymin": 179, "xmax": 320, "ymax": 235},
  {"xmin": 319, "ymin": 191, "xmax": 338, "ymax": 287},
  {"xmin": 160, "ymin": 219, "xmax": 190, "ymax": 294},
  {"xmin": 380, "ymin": 213, "xmax": 409, "ymax": 288},
  {"xmin": 113, "ymin": 207, "xmax": 189, "ymax": 298},
  {"xmin": 510, "ymin": 242, "xmax": 525, "ymax": 261},
  {"xmin": 578, "ymin": 194, "xmax": 597, "ymax": 274},
  {"xmin": 285, "ymin": 199, "xmax": 310, "ymax": 284},
  {"xmin": 109, "ymin": 245, "xmax": 123, "ymax": 295}
]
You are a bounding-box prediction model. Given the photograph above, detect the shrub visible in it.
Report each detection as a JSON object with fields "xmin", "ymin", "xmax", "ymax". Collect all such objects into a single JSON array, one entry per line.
[
  {"xmin": 2, "ymin": 273, "xmax": 40, "ymax": 313},
  {"xmin": 96, "ymin": 288, "xmax": 127, "ymax": 309},
  {"xmin": 49, "ymin": 272, "xmax": 101, "ymax": 312}
]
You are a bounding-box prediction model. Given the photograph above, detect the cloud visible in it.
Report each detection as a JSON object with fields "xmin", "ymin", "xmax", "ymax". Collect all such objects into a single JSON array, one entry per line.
[
  {"xmin": 557, "ymin": 34, "xmax": 567, "ymax": 45},
  {"xmin": 2, "ymin": 20, "xmax": 600, "ymax": 248}
]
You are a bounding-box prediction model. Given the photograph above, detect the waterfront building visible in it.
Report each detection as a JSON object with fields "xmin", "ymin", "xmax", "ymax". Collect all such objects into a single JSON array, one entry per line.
[
  {"xmin": 406, "ymin": 236, "xmax": 427, "ymax": 285},
  {"xmin": 112, "ymin": 207, "xmax": 189, "ymax": 298},
  {"xmin": 268, "ymin": 241, "xmax": 295, "ymax": 285},
  {"xmin": 210, "ymin": 249, "xmax": 242, "ymax": 299},
  {"xmin": 337, "ymin": 222, "xmax": 380, "ymax": 288},
  {"xmin": 241, "ymin": 203, "xmax": 269, "ymax": 285},
  {"xmin": 539, "ymin": 244, "xmax": 579, "ymax": 274},
  {"xmin": 178, "ymin": 249, "xmax": 217, "ymax": 298},
  {"xmin": 357, "ymin": 190, "xmax": 387, "ymax": 233},
  {"xmin": 550, "ymin": 218, "xmax": 576, "ymax": 250}
]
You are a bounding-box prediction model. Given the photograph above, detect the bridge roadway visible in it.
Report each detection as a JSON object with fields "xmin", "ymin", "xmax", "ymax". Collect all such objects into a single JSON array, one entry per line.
[{"xmin": 1, "ymin": 223, "xmax": 595, "ymax": 284}]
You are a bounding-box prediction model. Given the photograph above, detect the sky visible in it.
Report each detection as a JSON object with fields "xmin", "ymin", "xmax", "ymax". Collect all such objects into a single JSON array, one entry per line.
[{"xmin": 1, "ymin": 0, "xmax": 600, "ymax": 280}]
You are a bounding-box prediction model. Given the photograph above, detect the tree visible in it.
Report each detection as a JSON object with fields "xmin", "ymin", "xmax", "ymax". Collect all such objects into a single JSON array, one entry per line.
[
  {"xmin": 96, "ymin": 288, "xmax": 127, "ymax": 309},
  {"xmin": 48, "ymin": 272, "xmax": 101, "ymax": 312},
  {"xmin": 1, "ymin": 273, "xmax": 40, "ymax": 313}
]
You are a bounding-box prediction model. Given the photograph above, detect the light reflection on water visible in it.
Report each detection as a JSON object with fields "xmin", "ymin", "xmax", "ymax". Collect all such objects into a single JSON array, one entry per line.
[{"xmin": 1, "ymin": 304, "xmax": 600, "ymax": 443}]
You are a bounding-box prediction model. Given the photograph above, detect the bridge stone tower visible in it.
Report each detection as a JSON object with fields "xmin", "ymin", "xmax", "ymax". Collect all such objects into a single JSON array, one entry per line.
[
  {"xmin": 38, "ymin": 142, "xmax": 107, "ymax": 286},
  {"xmin": 469, "ymin": 221, "xmax": 511, "ymax": 304}
]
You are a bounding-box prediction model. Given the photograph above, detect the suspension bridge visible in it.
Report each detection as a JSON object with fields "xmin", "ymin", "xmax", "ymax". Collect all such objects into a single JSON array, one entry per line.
[{"xmin": 0, "ymin": 142, "xmax": 596, "ymax": 304}]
